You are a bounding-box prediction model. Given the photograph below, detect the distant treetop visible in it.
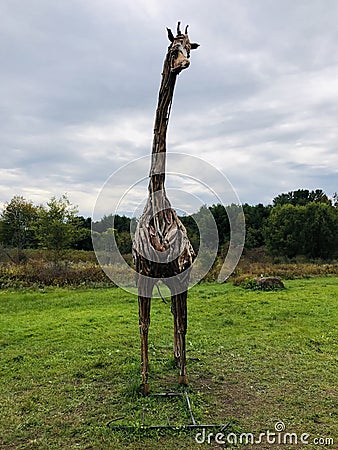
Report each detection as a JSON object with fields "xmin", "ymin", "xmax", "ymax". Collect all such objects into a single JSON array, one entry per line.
[{"xmin": 273, "ymin": 189, "xmax": 332, "ymax": 207}]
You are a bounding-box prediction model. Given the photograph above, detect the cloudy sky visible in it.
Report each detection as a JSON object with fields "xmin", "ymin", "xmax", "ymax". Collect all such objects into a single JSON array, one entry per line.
[{"xmin": 1, "ymin": 0, "xmax": 338, "ymax": 218}]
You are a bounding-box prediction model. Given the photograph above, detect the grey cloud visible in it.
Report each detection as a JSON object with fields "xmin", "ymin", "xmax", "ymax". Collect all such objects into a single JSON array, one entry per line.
[{"xmin": 1, "ymin": 0, "xmax": 337, "ymax": 217}]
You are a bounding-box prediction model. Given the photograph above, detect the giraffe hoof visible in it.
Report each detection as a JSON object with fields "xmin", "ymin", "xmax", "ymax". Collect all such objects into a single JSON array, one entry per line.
[
  {"xmin": 178, "ymin": 375, "xmax": 188, "ymax": 385},
  {"xmin": 141, "ymin": 383, "xmax": 151, "ymax": 395}
]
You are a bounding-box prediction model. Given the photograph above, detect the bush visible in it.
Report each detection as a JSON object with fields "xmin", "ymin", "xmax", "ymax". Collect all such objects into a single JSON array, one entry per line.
[
  {"xmin": 238, "ymin": 276, "xmax": 285, "ymax": 291},
  {"xmin": 260, "ymin": 277, "xmax": 284, "ymax": 290}
]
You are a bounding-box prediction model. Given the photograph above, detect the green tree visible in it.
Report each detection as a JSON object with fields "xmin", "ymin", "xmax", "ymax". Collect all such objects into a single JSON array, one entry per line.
[
  {"xmin": 35, "ymin": 195, "xmax": 84, "ymax": 265},
  {"xmin": 265, "ymin": 204, "xmax": 306, "ymax": 257},
  {"xmin": 243, "ymin": 203, "xmax": 271, "ymax": 249},
  {"xmin": 192, "ymin": 205, "xmax": 218, "ymax": 253},
  {"xmin": 116, "ymin": 230, "xmax": 132, "ymax": 255},
  {"xmin": 72, "ymin": 216, "xmax": 92, "ymax": 251},
  {"xmin": 92, "ymin": 214, "xmax": 131, "ymax": 233},
  {"xmin": 302, "ymin": 202, "xmax": 338, "ymax": 259},
  {"xmin": 209, "ymin": 204, "xmax": 230, "ymax": 245},
  {"xmin": 265, "ymin": 203, "xmax": 338, "ymax": 259},
  {"xmin": 180, "ymin": 214, "xmax": 199, "ymax": 253},
  {"xmin": 0, "ymin": 195, "xmax": 39, "ymax": 261},
  {"xmin": 273, "ymin": 189, "xmax": 331, "ymax": 207}
]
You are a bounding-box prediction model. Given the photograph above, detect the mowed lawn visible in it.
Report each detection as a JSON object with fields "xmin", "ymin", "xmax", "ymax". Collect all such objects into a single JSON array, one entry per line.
[{"xmin": 0, "ymin": 278, "xmax": 337, "ymax": 449}]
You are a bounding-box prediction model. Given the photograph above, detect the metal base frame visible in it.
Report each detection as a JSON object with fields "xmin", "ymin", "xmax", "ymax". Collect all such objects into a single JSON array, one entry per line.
[{"xmin": 107, "ymin": 389, "xmax": 229, "ymax": 432}]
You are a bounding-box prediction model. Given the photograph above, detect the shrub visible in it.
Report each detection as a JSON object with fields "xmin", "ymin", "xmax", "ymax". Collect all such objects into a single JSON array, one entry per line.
[{"xmin": 239, "ymin": 276, "xmax": 285, "ymax": 291}]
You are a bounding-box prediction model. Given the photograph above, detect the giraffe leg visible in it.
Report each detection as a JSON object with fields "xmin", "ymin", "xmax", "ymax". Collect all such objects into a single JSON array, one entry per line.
[
  {"xmin": 138, "ymin": 294, "xmax": 151, "ymax": 395},
  {"xmin": 171, "ymin": 296, "xmax": 180, "ymax": 362},
  {"xmin": 172, "ymin": 290, "xmax": 188, "ymax": 385}
]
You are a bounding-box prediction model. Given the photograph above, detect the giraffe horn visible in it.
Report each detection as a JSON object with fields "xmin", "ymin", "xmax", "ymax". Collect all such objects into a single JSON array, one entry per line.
[
  {"xmin": 177, "ymin": 21, "xmax": 181, "ymax": 35},
  {"xmin": 185, "ymin": 24, "xmax": 189, "ymax": 34}
]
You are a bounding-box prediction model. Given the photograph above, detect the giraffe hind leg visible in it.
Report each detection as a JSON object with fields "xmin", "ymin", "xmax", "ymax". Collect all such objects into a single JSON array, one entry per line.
[
  {"xmin": 171, "ymin": 290, "xmax": 188, "ymax": 385},
  {"xmin": 138, "ymin": 294, "xmax": 151, "ymax": 394}
]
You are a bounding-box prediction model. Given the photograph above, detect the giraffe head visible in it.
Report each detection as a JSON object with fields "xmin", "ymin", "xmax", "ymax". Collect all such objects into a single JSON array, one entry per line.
[{"xmin": 166, "ymin": 22, "xmax": 199, "ymax": 74}]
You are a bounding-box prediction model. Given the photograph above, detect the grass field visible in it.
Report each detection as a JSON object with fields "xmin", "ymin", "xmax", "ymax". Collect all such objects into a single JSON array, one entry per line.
[{"xmin": 1, "ymin": 278, "xmax": 337, "ymax": 449}]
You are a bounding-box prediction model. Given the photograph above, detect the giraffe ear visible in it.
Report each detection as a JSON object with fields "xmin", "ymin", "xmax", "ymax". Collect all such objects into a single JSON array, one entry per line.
[
  {"xmin": 190, "ymin": 43, "xmax": 200, "ymax": 50},
  {"xmin": 167, "ymin": 27, "xmax": 174, "ymax": 42}
]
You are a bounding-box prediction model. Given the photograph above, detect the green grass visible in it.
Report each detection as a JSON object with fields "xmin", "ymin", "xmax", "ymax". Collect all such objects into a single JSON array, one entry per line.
[{"xmin": 0, "ymin": 278, "xmax": 337, "ymax": 449}]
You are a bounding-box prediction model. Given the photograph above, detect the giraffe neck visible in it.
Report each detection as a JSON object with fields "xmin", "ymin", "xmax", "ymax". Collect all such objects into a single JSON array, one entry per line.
[{"xmin": 149, "ymin": 49, "xmax": 178, "ymax": 194}]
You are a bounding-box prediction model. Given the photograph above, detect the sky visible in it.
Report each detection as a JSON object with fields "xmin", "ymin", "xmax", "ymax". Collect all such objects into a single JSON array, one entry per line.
[{"xmin": 1, "ymin": 0, "xmax": 338, "ymax": 218}]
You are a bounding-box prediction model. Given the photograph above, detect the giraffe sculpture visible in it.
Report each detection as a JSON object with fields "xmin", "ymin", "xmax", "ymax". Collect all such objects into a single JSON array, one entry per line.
[{"xmin": 132, "ymin": 22, "xmax": 199, "ymax": 394}]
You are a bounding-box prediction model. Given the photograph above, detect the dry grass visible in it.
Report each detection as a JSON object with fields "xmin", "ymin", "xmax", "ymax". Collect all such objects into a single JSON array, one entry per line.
[{"xmin": 0, "ymin": 248, "xmax": 337, "ymax": 289}]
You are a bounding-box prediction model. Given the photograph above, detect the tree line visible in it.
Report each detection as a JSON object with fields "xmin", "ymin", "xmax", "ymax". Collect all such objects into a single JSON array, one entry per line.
[{"xmin": 0, "ymin": 189, "xmax": 337, "ymax": 262}]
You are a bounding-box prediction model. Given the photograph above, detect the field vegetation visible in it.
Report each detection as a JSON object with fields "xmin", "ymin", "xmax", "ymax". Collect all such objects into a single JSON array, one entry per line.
[{"xmin": 1, "ymin": 278, "xmax": 337, "ymax": 449}]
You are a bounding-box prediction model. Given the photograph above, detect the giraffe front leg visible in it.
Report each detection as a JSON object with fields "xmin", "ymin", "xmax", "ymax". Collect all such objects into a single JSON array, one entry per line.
[
  {"xmin": 173, "ymin": 291, "xmax": 188, "ymax": 386},
  {"xmin": 138, "ymin": 295, "xmax": 151, "ymax": 395},
  {"xmin": 171, "ymin": 296, "xmax": 180, "ymax": 363}
]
